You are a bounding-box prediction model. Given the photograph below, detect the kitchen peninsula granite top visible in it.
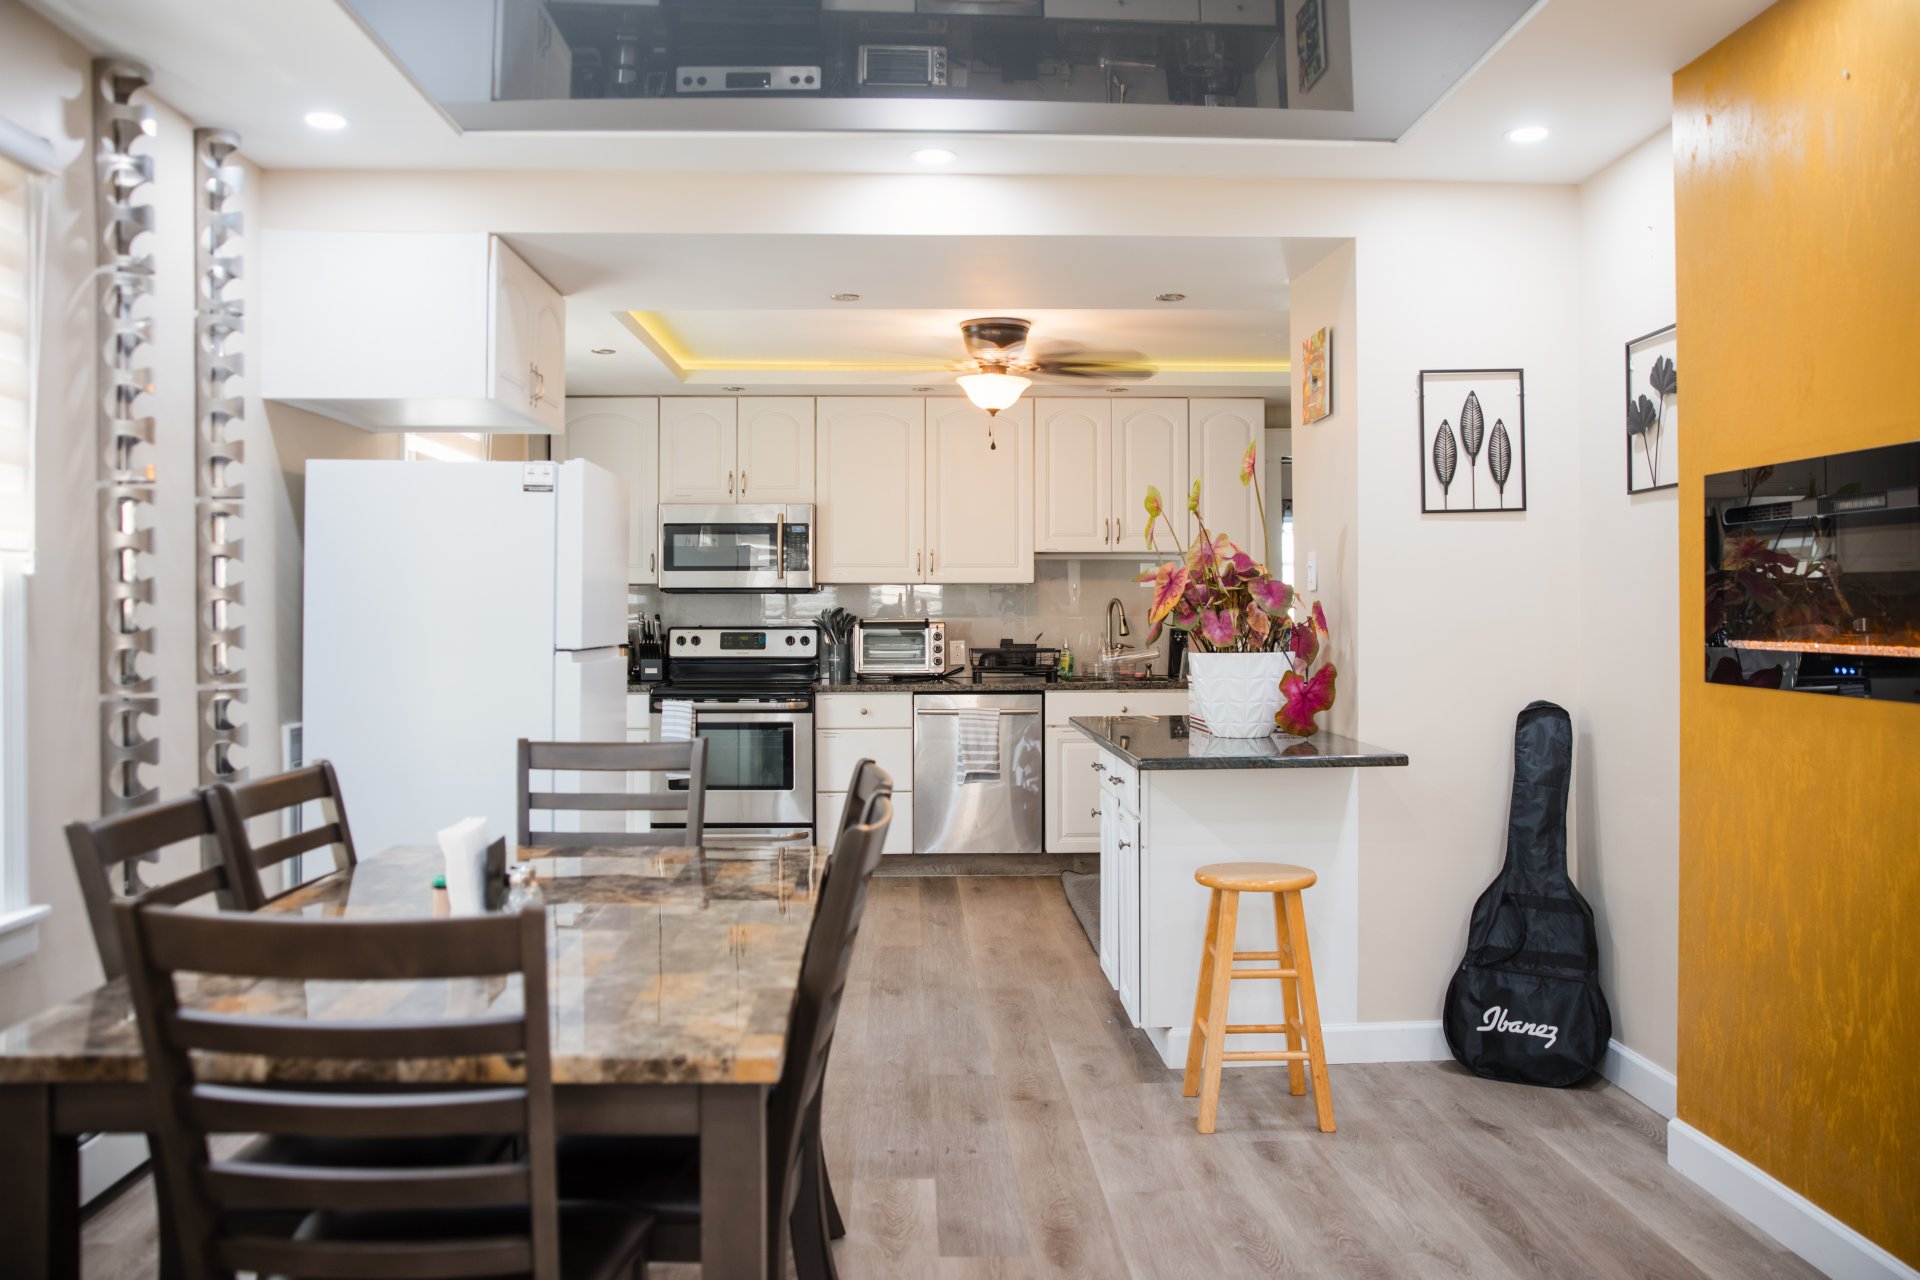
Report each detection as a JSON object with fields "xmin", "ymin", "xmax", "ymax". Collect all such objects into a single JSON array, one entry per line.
[{"xmin": 1071, "ymin": 714, "xmax": 1409, "ymax": 771}]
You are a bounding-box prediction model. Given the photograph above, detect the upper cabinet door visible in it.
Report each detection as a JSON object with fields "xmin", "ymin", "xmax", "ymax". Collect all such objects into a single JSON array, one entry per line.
[
  {"xmin": 737, "ymin": 397, "xmax": 816, "ymax": 503},
  {"xmin": 1034, "ymin": 399, "xmax": 1112, "ymax": 553},
  {"xmin": 1187, "ymin": 399, "xmax": 1264, "ymax": 556},
  {"xmin": 562, "ymin": 398, "xmax": 660, "ymax": 584},
  {"xmin": 926, "ymin": 400, "xmax": 1034, "ymax": 584},
  {"xmin": 1113, "ymin": 399, "xmax": 1188, "ymax": 556},
  {"xmin": 489, "ymin": 239, "xmax": 539, "ymax": 415},
  {"xmin": 659, "ymin": 398, "xmax": 740, "ymax": 503},
  {"xmin": 816, "ymin": 398, "xmax": 925, "ymax": 583},
  {"xmin": 527, "ymin": 285, "xmax": 566, "ymax": 435}
]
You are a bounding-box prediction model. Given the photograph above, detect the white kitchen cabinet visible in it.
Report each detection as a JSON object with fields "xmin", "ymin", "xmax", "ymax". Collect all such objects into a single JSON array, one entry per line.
[
  {"xmin": 1034, "ymin": 400, "xmax": 1112, "ymax": 553},
  {"xmin": 563, "ymin": 398, "xmax": 659, "ymax": 583},
  {"xmin": 1047, "ymin": 0, "xmax": 1199, "ymax": 22},
  {"xmin": 1113, "ymin": 400, "xmax": 1189, "ymax": 555},
  {"xmin": 1036, "ymin": 398, "xmax": 1187, "ymax": 555},
  {"xmin": 1199, "ymin": 0, "xmax": 1274, "ymax": 24},
  {"xmin": 260, "ymin": 231, "xmax": 564, "ymax": 434},
  {"xmin": 816, "ymin": 691, "xmax": 914, "ymax": 854},
  {"xmin": 1100, "ymin": 783, "xmax": 1143, "ymax": 1023},
  {"xmin": 737, "ymin": 398, "xmax": 816, "ymax": 503},
  {"xmin": 926, "ymin": 400, "xmax": 1034, "ymax": 583},
  {"xmin": 1187, "ymin": 399, "xmax": 1264, "ymax": 555},
  {"xmin": 659, "ymin": 398, "xmax": 739, "ymax": 502},
  {"xmin": 1042, "ymin": 690, "xmax": 1188, "ymax": 853},
  {"xmin": 815, "ymin": 398, "xmax": 925, "ymax": 584},
  {"xmin": 818, "ymin": 787, "xmax": 914, "ymax": 854}
]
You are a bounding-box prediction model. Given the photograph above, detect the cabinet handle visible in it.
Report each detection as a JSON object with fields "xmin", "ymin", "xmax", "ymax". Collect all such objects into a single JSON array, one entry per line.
[
  {"xmin": 727, "ymin": 470, "xmax": 734, "ymax": 497},
  {"xmin": 1115, "ymin": 514, "xmax": 1122, "ymax": 540},
  {"xmin": 1118, "ymin": 839, "xmax": 1131, "ymax": 850},
  {"xmin": 740, "ymin": 471, "xmax": 748, "ymax": 495},
  {"xmin": 916, "ymin": 550, "xmax": 922, "ymax": 575},
  {"xmin": 1092, "ymin": 763, "xmax": 1106, "ymax": 773},
  {"xmin": 859, "ymin": 707, "xmax": 869, "ymax": 716},
  {"xmin": 929, "ymin": 548, "xmax": 936, "ymax": 572},
  {"xmin": 1103, "ymin": 518, "xmax": 1110, "ymax": 545},
  {"xmin": 1120, "ymin": 705, "xmax": 1129, "ymax": 713},
  {"xmin": 1090, "ymin": 808, "xmax": 1101, "ymax": 818},
  {"xmin": 1106, "ymin": 775, "xmax": 1122, "ymax": 786},
  {"xmin": 649, "ymin": 552, "xmax": 656, "ymax": 574}
]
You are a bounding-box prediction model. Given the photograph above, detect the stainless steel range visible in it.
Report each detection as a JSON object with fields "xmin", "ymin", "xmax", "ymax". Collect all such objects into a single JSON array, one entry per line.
[{"xmin": 649, "ymin": 625, "xmax": 818, "ymax": 842}]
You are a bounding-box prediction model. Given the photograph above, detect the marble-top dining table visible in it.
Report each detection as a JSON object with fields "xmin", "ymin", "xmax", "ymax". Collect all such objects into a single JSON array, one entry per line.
[{"xmin": 0, "ymin": 841, "xmax": 826, "ymax": 1280}]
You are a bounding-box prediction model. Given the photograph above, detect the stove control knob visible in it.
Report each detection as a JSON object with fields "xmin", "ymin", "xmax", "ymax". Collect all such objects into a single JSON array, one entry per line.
[
  {"xmin": 675, "ymin": 635, "xmax": 686, "ymax": 646},
  {"xmin": 785, "ymin": 635, "xmax": 796, "ymax": 646},
  {"xmin": 799, "ymin": 634, "xmax": 812, "ymax": 646},
  {"xmin": 690, "ymin": 635, "xmax": 703, "ymax": 646}
]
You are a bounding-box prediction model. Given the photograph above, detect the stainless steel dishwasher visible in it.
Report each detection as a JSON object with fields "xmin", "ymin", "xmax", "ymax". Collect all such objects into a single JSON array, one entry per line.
[{"xmin": 913, "ymin": 691, "xmax": 1045, "ymax": 854}]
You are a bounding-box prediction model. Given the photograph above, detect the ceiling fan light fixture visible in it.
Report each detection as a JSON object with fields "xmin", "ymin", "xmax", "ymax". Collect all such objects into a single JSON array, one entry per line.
[
  {"xmin": 958, "ymin": 371, "xmax": 1031, "ymax": 416},
  {"xmin": 911, "ymin": 147, "xmax": 957, "ymax": 165},
  {"xmin": 1154, "ymin": 292, "xmax": 1186, "ymax": 303},
  {"xmin": 589, "ymin": 347, "xmax": 616, "ymax": 355}
]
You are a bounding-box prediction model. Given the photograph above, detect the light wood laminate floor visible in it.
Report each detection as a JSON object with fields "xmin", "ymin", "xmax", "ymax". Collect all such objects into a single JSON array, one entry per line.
[{"xmin": 83, "ymin": 875, "xmax": 1816, "ymax": 1280}]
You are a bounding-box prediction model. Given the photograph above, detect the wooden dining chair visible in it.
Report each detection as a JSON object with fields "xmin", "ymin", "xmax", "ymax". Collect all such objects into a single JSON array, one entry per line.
[
  {"xmin": 207, "ymin": 761, "xmax": 358, "ymax": 909},
  {"xmin": 65, "ymin": 794, "xmax": 244, "ymax": 981},
  {"xmin": 556, "ymin": 766, "xmax": 896, "ymax": 1280},
  {"xmin": 517, "ymin": 737, "xmax": 709, "ymax": 848},
  {"xmin": 114, "ymin": 899, "xmax": 654, "ymax": 1280}
]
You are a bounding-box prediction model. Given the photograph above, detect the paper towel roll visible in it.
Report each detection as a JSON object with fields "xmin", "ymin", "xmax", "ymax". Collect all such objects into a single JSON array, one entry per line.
[{"xmin": 437, "ymin": 817, "xmax": 493, "ymax": 916}]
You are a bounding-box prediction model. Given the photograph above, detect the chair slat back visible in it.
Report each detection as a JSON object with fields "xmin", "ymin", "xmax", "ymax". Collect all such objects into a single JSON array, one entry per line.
[
  {"xmin": 116, "ymin": 901, "xmax": 562, "ymax": 1280},
  {"xmin": 770, "ymin": 767, "xmax": 894, "ymax": 1222},
  {"xmin": 65, "ymin": 794, "xmax": 240, "ymax": 980},
  {"xmin": 828, "ymin": 758, "xmax": 892, "ymax": 845},
  {"xmin": 517, "ymin": 738, "xmax": 708, "ymax": 849},
  {"xmin": 208, "ymin": 762, "xmax": 358, "ymax": 909}
]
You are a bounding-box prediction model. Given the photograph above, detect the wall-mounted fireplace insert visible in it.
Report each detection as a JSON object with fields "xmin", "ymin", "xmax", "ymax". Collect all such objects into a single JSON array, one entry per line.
[{"xmin": 1705, "ymin": 441, "xmax": 1920, "ymax": 702}]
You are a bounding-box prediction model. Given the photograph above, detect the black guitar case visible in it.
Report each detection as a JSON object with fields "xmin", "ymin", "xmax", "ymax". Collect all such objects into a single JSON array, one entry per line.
[{"xmin": 1443, "ymin": 701, "xmax": 1611, "ymax": 1086}]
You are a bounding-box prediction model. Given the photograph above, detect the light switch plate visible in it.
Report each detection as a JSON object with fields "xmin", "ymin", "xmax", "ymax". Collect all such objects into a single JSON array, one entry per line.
[{"xmin": 1307, "ymin": 551, "xmax": 1318, "ymax": 591}]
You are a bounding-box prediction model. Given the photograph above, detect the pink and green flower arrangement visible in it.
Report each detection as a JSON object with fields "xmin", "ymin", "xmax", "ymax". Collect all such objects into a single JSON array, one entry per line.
[{"xmin": 1137, "ymin": 441, "xmax": 1338, "ymax": 736}]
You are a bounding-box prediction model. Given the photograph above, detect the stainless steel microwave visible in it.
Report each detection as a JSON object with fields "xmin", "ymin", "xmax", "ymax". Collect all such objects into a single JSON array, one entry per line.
[
  {"xmin": 854, "ymin": 618, "xmax": 947, "ymax": 676},
  {"xmin": 657, "ymin": 504, "xmax": 814, "ymax": 593}
]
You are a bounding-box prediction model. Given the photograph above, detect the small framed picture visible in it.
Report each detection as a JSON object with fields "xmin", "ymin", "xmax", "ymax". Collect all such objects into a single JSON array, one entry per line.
[
  {"xmin": 1295, "ymin": 0, "xmax": 1328, "ymax": 94},
  {"xmin": 1300, "ymin": 326, "xmax": 1332, "ymax": 424},
  {"xmin": 1625, "ymin": 324, "xmax": 1677, "ymax": 493},
  {"xmin": 1418, "ymin": 369, "xmax": 1526, "ymax": 513}
]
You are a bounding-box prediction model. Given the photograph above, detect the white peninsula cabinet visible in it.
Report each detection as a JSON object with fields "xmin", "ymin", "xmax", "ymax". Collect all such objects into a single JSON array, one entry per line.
[
  {"xmin": 1043, "ymin": 689, "xmax": 1188, "ymax": 854},
  {"xmin": 1187, "ymin": 399, "xmax": 1264, "ymax": 553},
  {"xmin": 815, "ymin": 397, "xmax": 1033, "ymax": 584},
  {"xmin": 260, "ymin": 231, "xmax": 564, "ymax": 434},
  {"xmin": 660, "ymin": 397, "xmax": 815, "ymax": 504},
  {"xmin": 1035, "ymin": 399, "xmax": 1188, "ymax": 554},
  {"xmin": 562, "ymin": 398, "xmax": 659, "ymax": 584}
]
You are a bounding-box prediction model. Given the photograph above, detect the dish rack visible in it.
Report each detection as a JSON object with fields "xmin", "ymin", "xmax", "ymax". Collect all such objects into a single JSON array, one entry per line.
[{"xmin": 970, "ymin": 639, "xmax": 1063, "ymax": 683}]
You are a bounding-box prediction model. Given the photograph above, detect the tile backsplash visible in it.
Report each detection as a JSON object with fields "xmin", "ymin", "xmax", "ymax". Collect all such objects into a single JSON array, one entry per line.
[{"xmin": 630, "ymin": 558, "xmax": 1165, "ymax": 672}]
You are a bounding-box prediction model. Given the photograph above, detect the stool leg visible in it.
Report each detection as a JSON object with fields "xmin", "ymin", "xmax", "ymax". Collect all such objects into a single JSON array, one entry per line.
[
  {"xmin": 1183, "ymin": 888, "xmax": 1223, "ymax": 1098},
  {"xmin": 1271, "ymin": 892, "xmax": 1307, "ymax": 1097},
  {"xmin": 1282, "ymin": 888, "xmax": 1336, "ymax": 1133},
  {"xmin": 1196, "ymin": 890, "xmax": 1239, "ymax": 1134}
]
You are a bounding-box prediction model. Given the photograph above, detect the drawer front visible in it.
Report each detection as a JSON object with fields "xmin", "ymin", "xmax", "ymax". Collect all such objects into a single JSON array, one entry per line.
[
  {"xmin": 819, "ymin": 790, "xmax": 913, "ymax": 854},
  {"xmin": 816, "ymin": 726, "xmax": 915, "ymax": 792},
  {"xmin": 1044, "ymin": 688, "xmax": 1188, "ymax": 727},
  {"xmin": 817, "ymin": 692, "xmax": 915, "ymax": 729},
  {"xmin": 1096, "ymin": 752, "xmax": 1141, "ymax": 816}
]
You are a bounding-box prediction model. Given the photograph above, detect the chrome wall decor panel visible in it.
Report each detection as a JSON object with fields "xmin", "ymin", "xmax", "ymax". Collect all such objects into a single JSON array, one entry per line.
[
  {"xmin": 194, "ymin": 127, "xmax": 248, "ymax": 791},
  {"xmin": 93, "ymin": 58, "xmax": 160, "ymax": 818}
]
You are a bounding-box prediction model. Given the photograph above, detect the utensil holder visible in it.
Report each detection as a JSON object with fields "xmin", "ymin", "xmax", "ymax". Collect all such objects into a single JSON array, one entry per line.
[{"xmin": 826, "ymin": 646, "xmax": 853, "ymax": 684}]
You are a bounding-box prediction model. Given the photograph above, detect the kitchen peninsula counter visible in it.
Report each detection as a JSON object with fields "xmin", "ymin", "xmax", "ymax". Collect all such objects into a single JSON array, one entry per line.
[{"xmin": 1072, "ymin": 714, "xmax": 1407, "ymax": 1070}]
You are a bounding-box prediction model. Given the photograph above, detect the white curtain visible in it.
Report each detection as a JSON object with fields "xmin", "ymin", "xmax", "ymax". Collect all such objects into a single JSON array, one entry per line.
[{"xmin": 0, "ymin": 150, "xmax": 40, "ymax": 558}]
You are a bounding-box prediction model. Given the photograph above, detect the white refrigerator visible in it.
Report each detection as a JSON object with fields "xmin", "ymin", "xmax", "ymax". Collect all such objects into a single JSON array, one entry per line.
[{"xmin": 303, "ymin": 459, "xmax": 629, "ymax": 856}]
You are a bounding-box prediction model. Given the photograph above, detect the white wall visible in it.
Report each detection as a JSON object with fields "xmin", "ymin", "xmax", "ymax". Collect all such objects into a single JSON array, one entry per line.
[
  {"xmin": 1574, "ymin": 128, "xmax": 1678, "ymax": 1071},
  {"xmin": 0, "ymin": 0, "xmax": 378, "ymax": 1026}
]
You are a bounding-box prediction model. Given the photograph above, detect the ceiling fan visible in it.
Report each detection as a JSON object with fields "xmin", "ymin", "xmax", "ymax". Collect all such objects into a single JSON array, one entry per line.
[{"xmin": 951, "ymin": 317, "xmax": 1153, "ymax": 448}]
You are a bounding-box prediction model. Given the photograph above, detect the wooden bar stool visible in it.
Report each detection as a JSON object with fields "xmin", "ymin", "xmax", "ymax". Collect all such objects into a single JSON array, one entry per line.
[{"xmin": 1182, "ymin": 861, "xmax": 1335, "ymax": 1134}]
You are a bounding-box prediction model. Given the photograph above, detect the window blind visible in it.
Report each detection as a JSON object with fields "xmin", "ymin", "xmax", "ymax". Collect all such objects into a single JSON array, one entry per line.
[{"xmin": 0, "ymin": 153, "xmax": 37, "ymax": 556}]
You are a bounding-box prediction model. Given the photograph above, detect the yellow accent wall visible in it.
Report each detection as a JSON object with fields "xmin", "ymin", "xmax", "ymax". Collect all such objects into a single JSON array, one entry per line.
[{"xmin": 1674, "ymin": 0, "xmax": 1920, "ymax": 1265}]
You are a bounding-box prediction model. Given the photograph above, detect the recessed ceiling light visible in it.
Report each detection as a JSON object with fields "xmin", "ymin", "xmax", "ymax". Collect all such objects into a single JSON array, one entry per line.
[
  {"xmin": 1108, "ymin": 387, "xmax": 1130, "ymax": 394},
  {"xmin": 1505, "ymin": 125, "xmax": 1550, "ymax": 144},
  {"xmin": 1154, "ymin": 293, "xmax": 1187, "ymax": 303},
  {"xmin": 911, "ymin": 386, "xmax": 934, "ymax": 392},
  {"xmin": 723, "ymin": 385, "xmax": 746, "ymax": 392},
  {"xmin": 304, "ymin": 110, "xmax": 348, "ymax": 131},
  {"xmin": 829, "ymin": 293, "xmax": 861, "ymax": 302},
  {"xmin": 911, "ymin": 147, "xmax": 957, "ymax": 165},
  {"xmin": 589, "ymin": 347, "xmax": 616, "ymax": 355}
]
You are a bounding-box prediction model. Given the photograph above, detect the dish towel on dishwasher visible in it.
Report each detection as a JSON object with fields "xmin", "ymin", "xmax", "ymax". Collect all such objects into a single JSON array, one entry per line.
[{"xmin": 957, "ymin": 708, "xmax": 1001, "ymax": 784}]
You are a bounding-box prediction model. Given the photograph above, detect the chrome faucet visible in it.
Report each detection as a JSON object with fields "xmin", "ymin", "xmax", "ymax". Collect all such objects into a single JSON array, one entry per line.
[{"xmin": 1105, "ymin": 597, "xmax": 1132, "ymax": 655}]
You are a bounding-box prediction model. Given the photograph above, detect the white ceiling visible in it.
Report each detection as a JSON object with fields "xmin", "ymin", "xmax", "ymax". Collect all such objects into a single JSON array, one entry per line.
[
  {"xmin": 520, "ymin": 234, "xmax": 1296, "ymax": 396},
  {"xmin": 26, "ymin": 0, "xmax": 1770, "ymax": 184}
]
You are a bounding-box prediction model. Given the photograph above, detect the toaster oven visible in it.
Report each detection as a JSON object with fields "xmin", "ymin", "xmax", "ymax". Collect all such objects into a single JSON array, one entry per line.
[{"xmin": 854, "ymin": 619, "xmax": 948, "ymax": 677}]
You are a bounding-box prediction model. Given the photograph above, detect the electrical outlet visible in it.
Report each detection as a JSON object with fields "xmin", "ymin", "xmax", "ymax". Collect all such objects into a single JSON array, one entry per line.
[{"xmin": 1307, "ymin": 551, "xmax": 1318, "ymax": 592}]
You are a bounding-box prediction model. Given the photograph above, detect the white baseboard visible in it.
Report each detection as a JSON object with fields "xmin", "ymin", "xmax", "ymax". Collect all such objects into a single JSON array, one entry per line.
[
  {"xmin": 1144, "ymin": 1019, "xmax": 1451, "ymax": 1070},
  {"xmin": 80, "ymin": 1132, "xmax": 149, "ymax": 1206},
  {"xmin": 1600, "ymin": 1038, "xmax": 1677, "ymax": 1118},
  {"xmin": 1668, "ymin": 1120, "xmax": 1918, "ymax": 1280}
]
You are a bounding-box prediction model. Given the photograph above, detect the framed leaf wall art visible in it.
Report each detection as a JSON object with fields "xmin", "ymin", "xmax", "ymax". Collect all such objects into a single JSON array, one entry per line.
[
  {"xmin": 1626, "ymin": 324, "xmax": 1678, "ymax": 493},
  {"xmin": 1418, "ymin": 369, "xmax": 1526, "ymax": 513}
]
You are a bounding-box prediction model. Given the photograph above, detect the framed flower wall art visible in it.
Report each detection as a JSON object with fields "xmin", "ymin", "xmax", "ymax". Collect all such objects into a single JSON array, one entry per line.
[
  {"xmin": 1626, "ymin": 324, "xmax": 1678, "ymax": 493},
  {"xmin": 1300, "ymin": 326, "xmax": 1332, "ymax": 424},
  {"xmin": 1418, "ymin": 368, "xmax": 1527, "ymax": 513}
]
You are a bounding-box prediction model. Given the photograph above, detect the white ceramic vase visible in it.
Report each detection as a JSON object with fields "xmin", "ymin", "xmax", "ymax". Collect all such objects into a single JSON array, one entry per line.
[{"xmin": 1184, "ymin": 651, "xmax": 1291, "ymax": 738}]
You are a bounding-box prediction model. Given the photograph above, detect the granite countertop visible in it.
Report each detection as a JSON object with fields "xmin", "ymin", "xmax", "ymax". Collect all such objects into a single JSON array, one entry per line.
[
  {"xmin": 629, "ymin": 675, "xmax": 1189, "ymax": 695},
  {"xmin": 1070, "ymin": 714, "xmax": 1409, "ymax": 771},
  {"xmin": 0, "ymin": 843, "xmax": 823, "ymax": 1087}
]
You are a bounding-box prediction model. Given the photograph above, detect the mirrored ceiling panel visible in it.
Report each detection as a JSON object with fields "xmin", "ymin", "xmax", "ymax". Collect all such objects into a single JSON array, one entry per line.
[{"xmin": 343, "ymin": 0, "xmax": 1534, "ymax": 141}]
